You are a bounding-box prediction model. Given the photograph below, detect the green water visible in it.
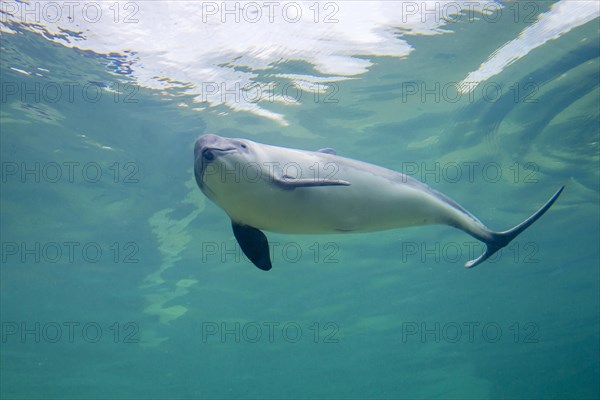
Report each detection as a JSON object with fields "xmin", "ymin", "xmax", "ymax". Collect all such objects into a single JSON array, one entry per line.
[{"xmin": 1, "ymin": 1, "xmax": 599, "ymax": 399}]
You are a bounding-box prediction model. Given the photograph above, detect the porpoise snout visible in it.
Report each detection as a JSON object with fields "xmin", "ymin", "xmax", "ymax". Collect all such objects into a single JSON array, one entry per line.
[{"xmin": 194, "ymin": 134, "xmax": 224, "ymax": 158}]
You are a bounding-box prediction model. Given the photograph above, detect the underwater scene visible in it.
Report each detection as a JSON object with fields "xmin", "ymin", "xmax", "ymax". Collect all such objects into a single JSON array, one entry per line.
[{"xmin": 1, "ymin": 1, "xmax": 599, "ymax": 399}]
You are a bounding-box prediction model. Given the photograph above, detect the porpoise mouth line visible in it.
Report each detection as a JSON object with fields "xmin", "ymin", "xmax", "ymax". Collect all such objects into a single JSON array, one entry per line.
[
  {"xmin": 203, "ymin": 147, "xmax": 237, "ymax": 154},
  {"xmin": 199, "ymin": 147, "xmax": 238, "ymax": 162}
]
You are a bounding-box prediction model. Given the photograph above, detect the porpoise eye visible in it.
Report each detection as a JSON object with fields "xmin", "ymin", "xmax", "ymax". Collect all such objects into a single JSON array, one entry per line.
[
  {"xmin": 241, "ymin": 144, "xmax": 247, "ymax": 149},
  {"xmin": 203, "ymin": 150, "xmax": 215, "ymax": 161}
]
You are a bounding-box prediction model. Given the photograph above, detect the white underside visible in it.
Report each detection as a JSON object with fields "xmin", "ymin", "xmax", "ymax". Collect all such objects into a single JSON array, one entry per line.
[{"xmin": 202, "ymin": 144, "xmax": 486, "ymax": 236}]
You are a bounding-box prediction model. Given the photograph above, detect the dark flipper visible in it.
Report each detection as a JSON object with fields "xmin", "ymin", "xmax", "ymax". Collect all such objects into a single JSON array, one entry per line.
[
  {"xmin": 465, "ymin": 186, "xmax": 565, "ymax": 268},
  {"xmin": 232, "ymin": 221, "xmax": 272, "ymax": 271}
]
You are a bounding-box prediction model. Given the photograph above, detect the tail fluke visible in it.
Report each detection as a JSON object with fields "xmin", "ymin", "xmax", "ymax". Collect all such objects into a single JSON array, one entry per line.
[{"xmin": 465, "ymin": 186, "xmax": 565, "ymax": 268}]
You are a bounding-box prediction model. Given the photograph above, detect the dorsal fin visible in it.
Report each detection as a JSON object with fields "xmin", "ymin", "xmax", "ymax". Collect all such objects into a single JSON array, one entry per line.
[{"xmin": 317, "ymin": 148, "xmax": 336, "ymax": 155}]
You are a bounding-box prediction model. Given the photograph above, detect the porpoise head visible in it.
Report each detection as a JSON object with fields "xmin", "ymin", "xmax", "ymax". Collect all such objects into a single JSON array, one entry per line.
[{"xmin": 194, "ymin": 134, "xmax": 254, "ymax": 195}]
